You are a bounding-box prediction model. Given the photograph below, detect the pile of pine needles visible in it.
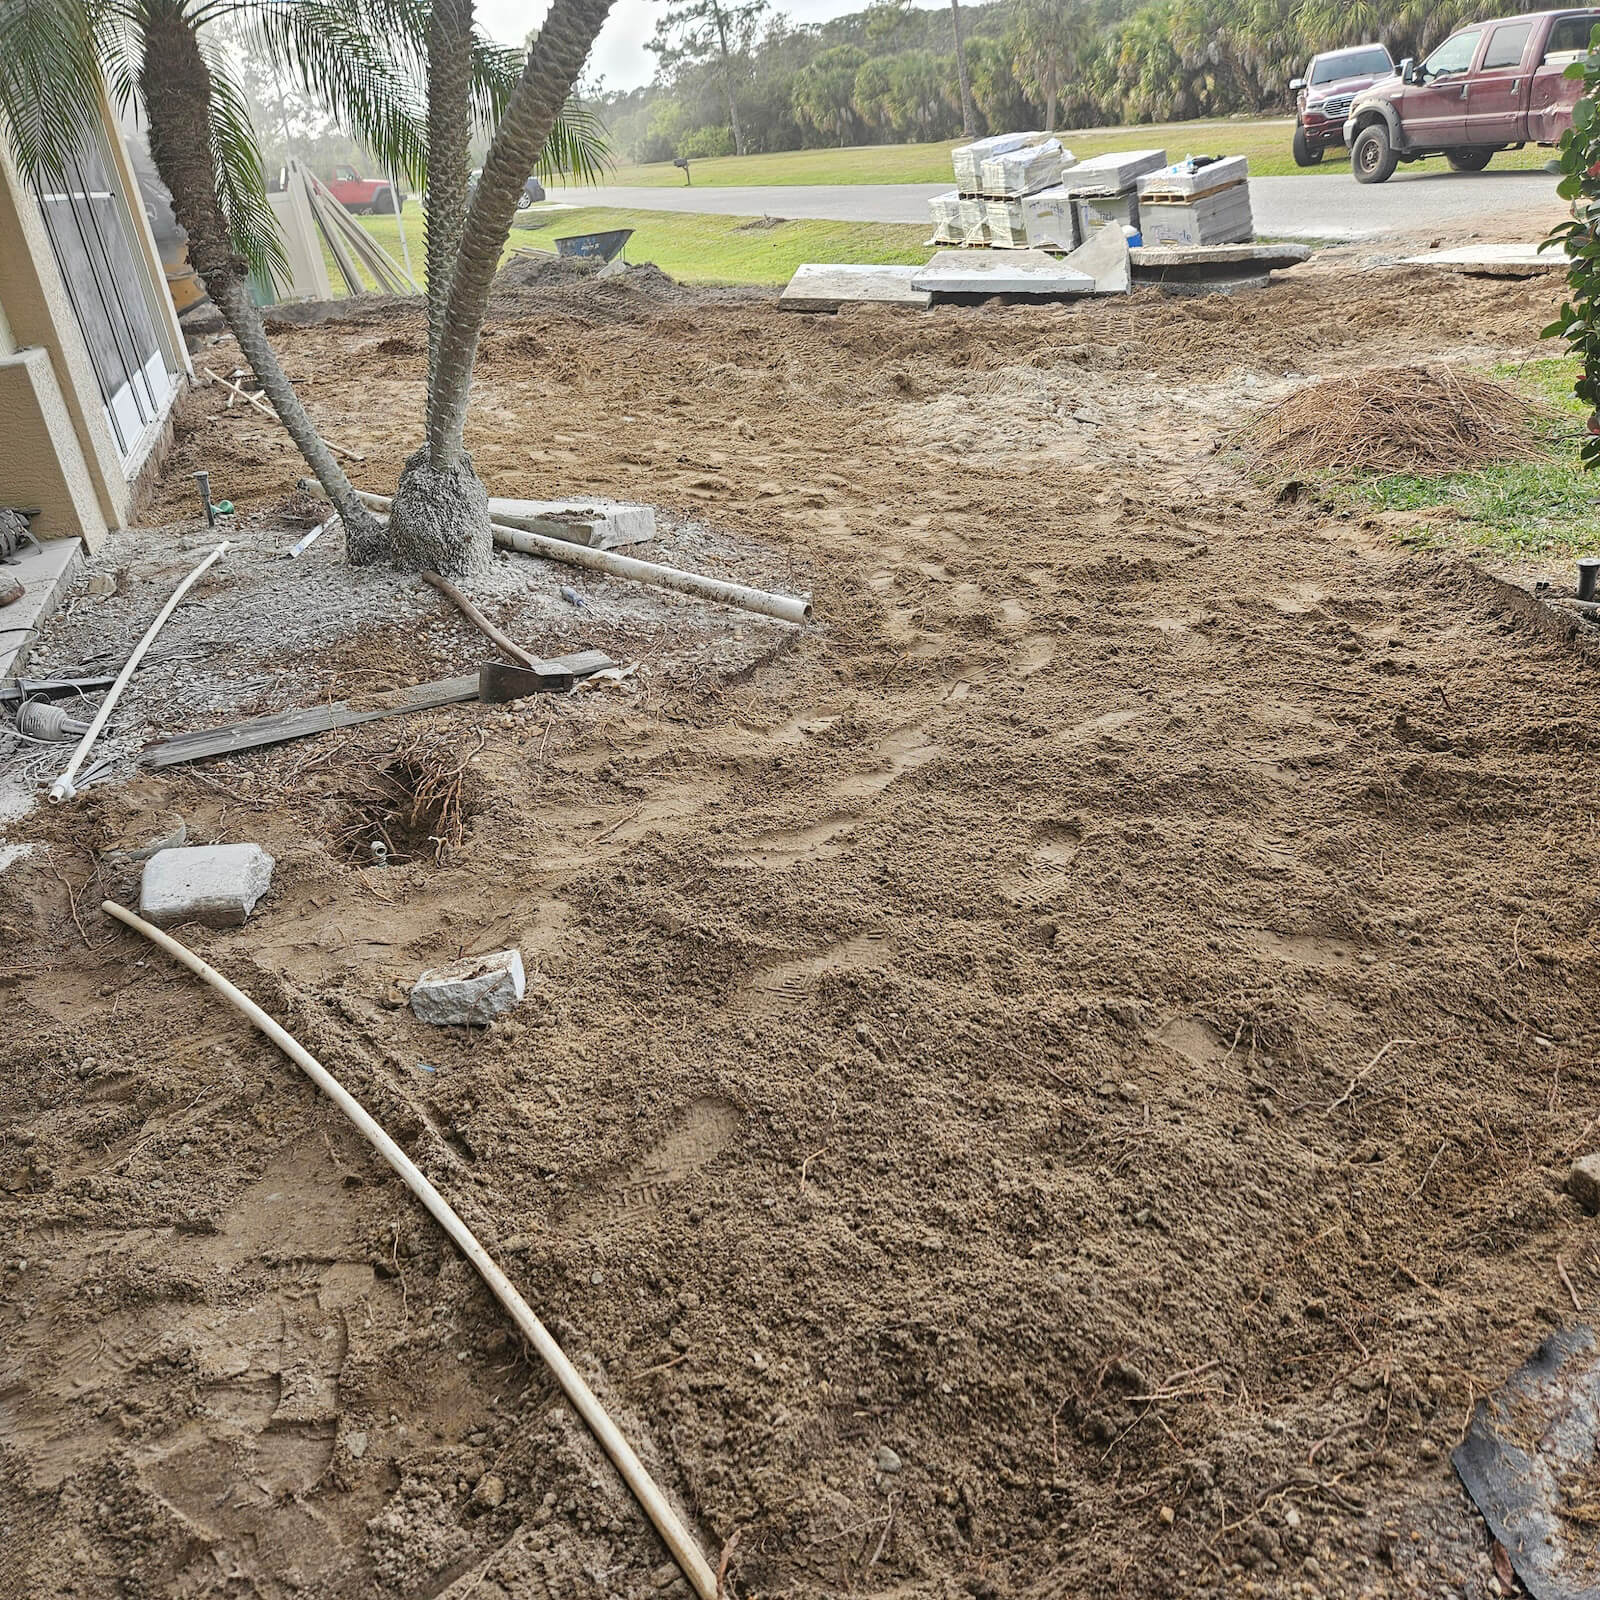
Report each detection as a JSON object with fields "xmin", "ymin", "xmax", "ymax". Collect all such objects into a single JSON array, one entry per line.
[{"xmin": 1235, "ymin": 365, "xmax": 1549, "ymax": 475}]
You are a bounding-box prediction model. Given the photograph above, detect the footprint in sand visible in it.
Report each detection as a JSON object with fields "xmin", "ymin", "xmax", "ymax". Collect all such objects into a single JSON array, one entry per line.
[{"xmin": 732, "ymin": 929, "xmax": 894, "ymax": 1016}]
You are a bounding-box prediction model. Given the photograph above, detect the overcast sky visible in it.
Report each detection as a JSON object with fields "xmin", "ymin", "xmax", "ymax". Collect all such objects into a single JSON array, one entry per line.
[{"xmin": 473, "ymin": 0, "xmax": 957, "ymax": 93}]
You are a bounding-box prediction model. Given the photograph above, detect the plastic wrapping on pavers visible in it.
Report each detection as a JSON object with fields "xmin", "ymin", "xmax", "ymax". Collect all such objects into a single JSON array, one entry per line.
[
  {"xmin": 1137, "ymin": 154, "xmax": 1250, "ymax": 200},
  {"xmin": 951, "ymin": 131, "xmax": 1047, "ymax": 193},
  {"xmin": 1452, "ymin": 1325, "xmax": 1600, "ymax": 1600},
  {"xmin": 927, "ymin": 191, "xmax": 964, "ymax": 245},
  {"xmin": 1062, "ymin": 149, "xmax": 1168, "ymax": 196},
  {"xmin": 956, "ymin": 197, "xmax": 991, "ymax": 246},
  {"xmin": 1140, "ymin": 185, "xmax": 1255, "ymax": 249},
  {"xmin": 979, "ymin": 139, "xmax": 1067, "ymax": 200},
  {"xmin": 1075, "ymin": 190, "xmax": 1140, "ymax": 239},
  {"xmin": 985, "ymin": 198, "xmax": 1030, "ymax": 249},
  {"xmin": 1021, "ymin": 189, "xmax": 1081, "ymax": 253}
]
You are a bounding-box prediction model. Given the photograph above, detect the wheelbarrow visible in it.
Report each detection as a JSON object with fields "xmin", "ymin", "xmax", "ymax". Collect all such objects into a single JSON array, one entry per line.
[{"xmin": 554, "ymin": 228, "xmax": 633, "ymax": 266}]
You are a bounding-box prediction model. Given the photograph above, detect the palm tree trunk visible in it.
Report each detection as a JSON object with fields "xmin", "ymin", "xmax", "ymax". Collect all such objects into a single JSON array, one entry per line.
[
  {"xmin": 950, "ymin": 0, "xmax": 976, "ymax": 138},
  {"xmin": 389, "ymin": 0, "xmax": 614, "ymax": 574},
  {"xmin": 425, "ymin": 0, "xmax": 474, "ymax": 380},
  {"xmin": 425, "ymin": 0, "xmax": 615, "ymax": 472},
  {"xmin": 139, "ymin": 10, "xmax": 387, "ymax": 564}
]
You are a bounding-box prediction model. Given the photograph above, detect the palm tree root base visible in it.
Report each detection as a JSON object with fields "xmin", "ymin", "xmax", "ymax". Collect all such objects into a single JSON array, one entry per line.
[{"xmin": 387, "ymin": 448, "xmax": 494, "ymax": 577}]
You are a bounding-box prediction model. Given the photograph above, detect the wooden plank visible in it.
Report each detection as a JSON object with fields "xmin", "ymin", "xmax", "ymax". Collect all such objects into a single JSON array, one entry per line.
[
  {"xmin": 141, "ymin": 676, "xmax": 480, "ymax": 768},
  {"xmin": 140, "ymin": 650, "xmax": 617, "ymax": 769}
]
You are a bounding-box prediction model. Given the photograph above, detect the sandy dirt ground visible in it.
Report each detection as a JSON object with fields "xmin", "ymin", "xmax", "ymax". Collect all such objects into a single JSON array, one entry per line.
[{"xmin": 5, "ymin": 254, "xmax": 1600, "ymax": 1600}]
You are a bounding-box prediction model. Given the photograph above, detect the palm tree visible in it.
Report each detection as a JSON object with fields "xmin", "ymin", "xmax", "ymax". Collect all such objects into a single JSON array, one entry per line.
[
  {"xmin": 385, "ymin": 0, "xmax": 612, "ymax": 574},
  {"xmin": 0, "ymin": 0, "xmax": 445, "ymax": 561},
  {"xmin": 1011, "ymin": 0, "xmax": 1084, "ymax": 131},
  {"xmin": 0, "ymin": 0, "xmax": 610, "ymax": 575}
]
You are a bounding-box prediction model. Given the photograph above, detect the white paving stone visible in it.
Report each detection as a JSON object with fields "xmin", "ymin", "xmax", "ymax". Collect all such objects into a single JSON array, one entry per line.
[
  {"xmin": 410, "ymin": 949, "xmax": 526, "ymax": 1026},
  {"xmin": 140, "ymin": 844, "xmax": 275, "ymax": 929}
]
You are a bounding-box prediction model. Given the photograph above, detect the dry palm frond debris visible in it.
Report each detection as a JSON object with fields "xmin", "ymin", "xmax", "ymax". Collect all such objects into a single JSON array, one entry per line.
[{"xmin": 1235, "ymin": 365, "xmax": 1549, "ymax": 476}]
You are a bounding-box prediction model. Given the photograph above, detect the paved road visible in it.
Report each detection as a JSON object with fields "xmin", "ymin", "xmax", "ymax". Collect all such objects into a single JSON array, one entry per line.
[{"xmin": 547, "ymin": 167, "xmax": 1560, "ymax": 242}]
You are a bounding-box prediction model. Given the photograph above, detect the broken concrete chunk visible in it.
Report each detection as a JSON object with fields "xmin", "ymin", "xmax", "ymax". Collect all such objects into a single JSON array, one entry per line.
[
  {"xmin": 139, "ymin": 843, "xmax": 275, "ymax": 929},
  {"xmin": 410, "ymin": 949, "xmax": 526, "ymax": 1027},
  {"xmin": 1567, "ymin": 1154, "xmax": 1600, "ymax": 1214},
  {"xmin": 487, "ymin": 497, "xmax": 654, "ymax": 551}
]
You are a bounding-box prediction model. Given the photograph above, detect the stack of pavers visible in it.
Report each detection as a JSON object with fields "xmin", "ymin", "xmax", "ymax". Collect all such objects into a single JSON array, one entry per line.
[
  {"xmin": 930, "ymin": 132, "xmax": 1075, "ymax": 247},
  {"xmin": 1135, "ymin": 156, "xmax": 1253, "ymax": 246},
  {"xmin": 1058, "ymin": 149, "xmax": 1167, "ymax": 244}
]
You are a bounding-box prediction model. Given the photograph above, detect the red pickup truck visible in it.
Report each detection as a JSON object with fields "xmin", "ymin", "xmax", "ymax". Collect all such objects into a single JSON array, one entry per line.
[{"xmin": 1343, "ymin": 8, "xmax": 1600, "ymax": 183}]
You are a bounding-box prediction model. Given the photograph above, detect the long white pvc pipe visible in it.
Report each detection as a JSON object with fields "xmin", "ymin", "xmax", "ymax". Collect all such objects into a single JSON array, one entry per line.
[
  {"xmin": 99, "ymin": 899, "xmax": 719, "ymax": 1600},
  {"xmin": 49, "ymin": 541, "xmax": 229, "ymax": 803},
  {"xmin": 335, "ymin": 486, "xmax": 811, "ymax": 626}
]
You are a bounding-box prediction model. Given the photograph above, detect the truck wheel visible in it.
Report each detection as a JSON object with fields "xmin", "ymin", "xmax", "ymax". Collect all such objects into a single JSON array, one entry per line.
[
  {"xmin": 1446, "ymin": 148, "xmax": 1494, "ymax": 172},
  {"xmin": 1352, "ymin": 124, "xmax": 1398, "ymax": 185},
  {"xmin": 1292, "ymin": 126, "xmax": 1323, "ymax": 167}
]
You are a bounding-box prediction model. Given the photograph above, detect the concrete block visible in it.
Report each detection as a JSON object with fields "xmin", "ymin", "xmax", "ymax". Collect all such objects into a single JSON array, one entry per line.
[
  {"xmin": 1399, "ymin": 243, "xmax": 1565, "ymax": 276},
  {"xmin": 927, "ymin": 191, "xmax": 964, "ymax": 245},
  {"xmin": 140, "ymin": 843, "xmax": 275, "ymax": 928},
  {"xmin": 914, "ymin": 244, "xmax": 1129, "ymax": 300},
  {"xmin": 984, "ymin": 199, "xmax": 1029, "ymax": 249},
  {"xmin": 487, "ymin": 497, "xmax": 654, "ymax": 551},
  {"xmin": 410, "ymin": 949, "xmax": 525, "ymax": 1026},
  {"xmin": 1130, "ymin": 242, "xmax": 1309, "ymax": 272},
  {"xmin": 779, "ymin": 265, "xmax": 932, "ymax": 313},
  {"xmin": 1074, "ymin": 190, "xmax": 1139, "ymax": 239},
  {"xmin": 1062, "ymin": 149, "xmax": 1167, "ymax": 196}
]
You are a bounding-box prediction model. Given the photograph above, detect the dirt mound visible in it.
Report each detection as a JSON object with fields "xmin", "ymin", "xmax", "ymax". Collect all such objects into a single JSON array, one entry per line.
[
  {"xmin": 1236, "ymin": 363, "xmax": 1547, "ymax": 474},
  {"xmin": 494, "ymin": 250, "xmax": 601, "ymax": 289}
]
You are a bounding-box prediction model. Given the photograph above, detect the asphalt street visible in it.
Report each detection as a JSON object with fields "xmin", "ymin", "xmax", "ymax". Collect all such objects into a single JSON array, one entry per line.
[{"xmin": 546, "ymin": 166, "xmax": 1561, "ymax": 242}]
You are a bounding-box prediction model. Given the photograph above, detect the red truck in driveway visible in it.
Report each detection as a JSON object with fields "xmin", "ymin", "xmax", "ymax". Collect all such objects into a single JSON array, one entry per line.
[{"xmin": 1343, "ymin": 9, "xmax": 1600, "ymax": 183}]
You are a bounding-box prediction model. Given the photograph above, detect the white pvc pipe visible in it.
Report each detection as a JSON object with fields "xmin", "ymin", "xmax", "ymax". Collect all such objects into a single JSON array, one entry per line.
[
  {"xmin": 99, "ymin": 899, "xmax": 720, "ymax": 1600},
  {"xmin": 49, "ymin": 541, "xmax": 229, "ymax": 803},
  {"xmin": 335, "ymin": 486, "xmax": 811, "ymax": 626}
]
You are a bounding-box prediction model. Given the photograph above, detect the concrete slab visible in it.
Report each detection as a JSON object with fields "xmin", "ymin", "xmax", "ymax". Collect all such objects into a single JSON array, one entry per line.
[
  {"xmin": 487, "ymin": 496, "xmax": 655, "ymax": 550},
  {"xmin": 1062, "ymin": 226, "xmax": 1131, "ymax": 294},
  {"xmin": 1130, "ymin": 242, "xmax": 1310, "ymax": 270},
  {"xmin": 0, "ymin": 537, "xmax": 83, "ymax": 684},
  {"xmin": 912, "ymin": 249, "xmax": 1097, "ymax": 298},
  {"xmin": 779, "ymin": 263, "xmax": 932, "ymax": 313},
  {"xmin": 1398, "ymin": 242, "xmax": 1564, "ymax": 275}
]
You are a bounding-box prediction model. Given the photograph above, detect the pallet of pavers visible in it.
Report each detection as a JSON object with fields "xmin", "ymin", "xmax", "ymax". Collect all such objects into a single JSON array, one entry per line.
[
  {"xmin": 1136, "ymin": 156, "xmax": 1254, "ymax": 247},
  {"xmin": 1061, "ymin": 149, "xmax": 1166, "ymax": 242},
  {"xmin": 951, "ymin": 131, "xmax": 1048, "ymax": 194}
]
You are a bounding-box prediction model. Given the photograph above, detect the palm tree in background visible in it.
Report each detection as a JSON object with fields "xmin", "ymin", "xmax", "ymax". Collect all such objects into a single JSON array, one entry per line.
[
  {"xmin": 1011, "ymin": 0, "xmax": 1084, "ymax": 130},
  {"xmin": 0, "ymin": 0, "xmax": 612, "ymax": 574}
]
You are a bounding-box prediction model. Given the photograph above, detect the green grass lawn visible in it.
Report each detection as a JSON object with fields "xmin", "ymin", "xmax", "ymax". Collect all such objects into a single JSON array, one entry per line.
[
  {"xmin": 554, "ymin": 115, "xmax": 1557, "ymax": 187},
  {"xmin": 349, "ymin": 200, "xmax": 931, "ymax": 288},
  {"xmin": 1341, "ymin": 356, "xmax": 1600, "ymax": 560}
]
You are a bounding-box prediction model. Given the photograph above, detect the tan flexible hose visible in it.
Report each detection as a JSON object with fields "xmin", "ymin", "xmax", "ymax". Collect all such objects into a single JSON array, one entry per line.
[
  {"xmin": 100, "ymin": 899, "xmax": 719, "ymax": 1600},
  {"xmin": 50, "ymin": 541, "xmax": 229, "ymax": 802}
]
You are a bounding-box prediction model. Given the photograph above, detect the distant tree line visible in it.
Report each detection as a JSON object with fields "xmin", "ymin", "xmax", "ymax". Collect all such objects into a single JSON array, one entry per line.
[{"xmin": 597, "ymin": 0, "xmax": 1560, "ymax": 163}]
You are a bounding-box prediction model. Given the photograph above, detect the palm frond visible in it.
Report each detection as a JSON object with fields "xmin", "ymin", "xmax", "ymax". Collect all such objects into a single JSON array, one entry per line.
[
  {"xmin": 538, "ymin": 97, "xmax": 610, "ymax": 184},
  {"xmin": 0, "ymin": 0, "xmax": 122, "ymax": 185},
  {"xmin": 202, "ymin": 41, "xmax": 291, "ymax": 286},
  {"xmin": 233, "ymin": 0, "xmax": 428, "ymax": 182}
]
